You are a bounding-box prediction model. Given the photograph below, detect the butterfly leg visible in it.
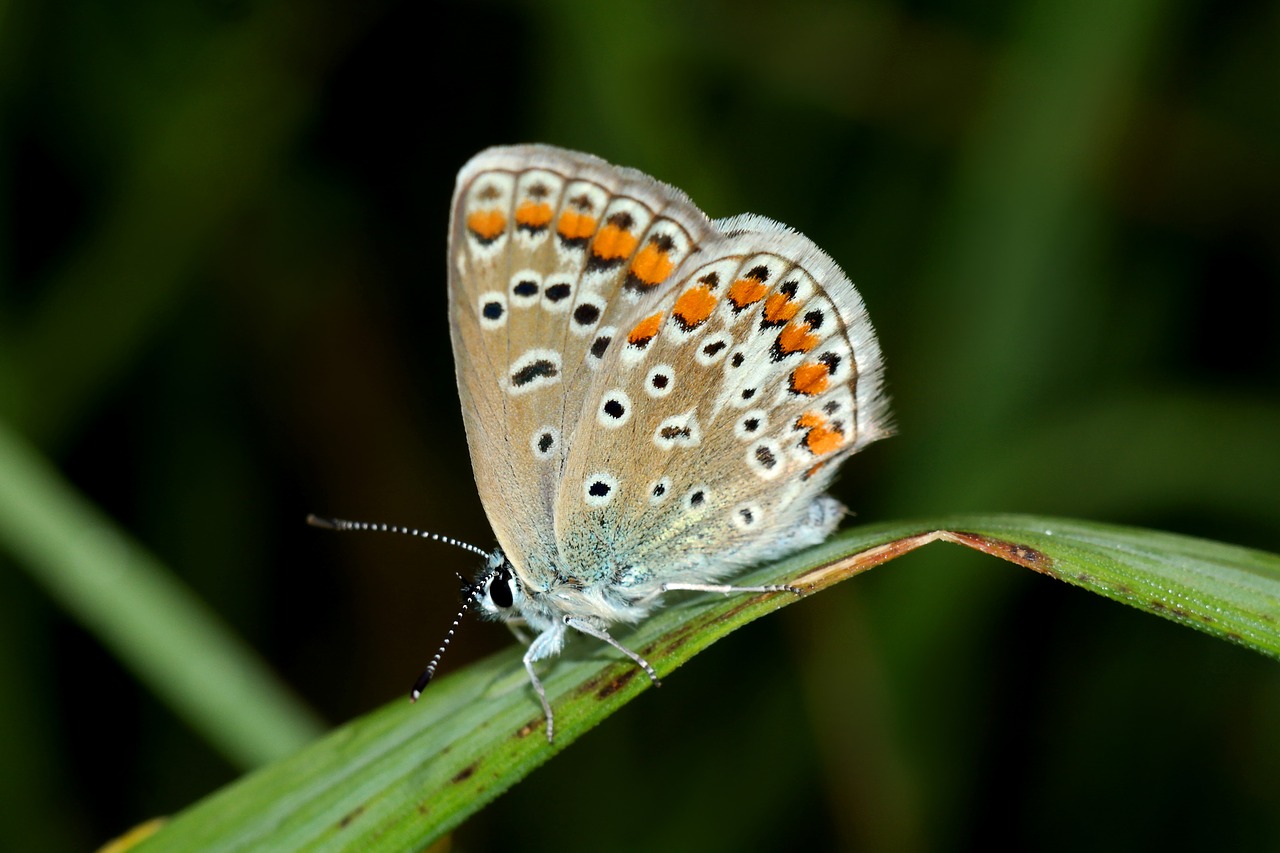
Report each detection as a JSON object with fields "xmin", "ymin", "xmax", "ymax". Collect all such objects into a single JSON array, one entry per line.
[
  {"xmin": 523, "ymin": 623, "xmax": 566, "ymax": 742},
  {"xmin": 565, "ymin": 616, "xmax": 662, "ymax": 688},
  {"xmin": 521, "ymin": 648, "xmax": 556, "ymax": 743},
  {"xmin": 661, "ymin": 581, "xmax": 803, "ymax": 596}
]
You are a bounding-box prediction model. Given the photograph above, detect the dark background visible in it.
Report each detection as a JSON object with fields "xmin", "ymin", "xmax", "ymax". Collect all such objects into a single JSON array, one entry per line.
[{"xmin": 2, "ymin": 0, "xmax": 1279, "ymax": 850}]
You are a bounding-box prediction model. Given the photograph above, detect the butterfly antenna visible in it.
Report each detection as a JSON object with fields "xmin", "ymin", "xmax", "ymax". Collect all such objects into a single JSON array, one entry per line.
[
  {"xmin": 410, "ymin": 573, "xmax": 482, "ymax": 700},
  {"xmin": 308, "ymin": 514, "xmax": 495, "ymax": 701},
  {"xmin": 305, "ymin": 514, "xmax": 491, "ymax": 559}
]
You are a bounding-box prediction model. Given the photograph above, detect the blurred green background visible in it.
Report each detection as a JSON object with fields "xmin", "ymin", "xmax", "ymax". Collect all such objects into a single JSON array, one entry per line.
[{"xmin": 2, "ymin": 0, "xmax": 1278, "ymax": 850}]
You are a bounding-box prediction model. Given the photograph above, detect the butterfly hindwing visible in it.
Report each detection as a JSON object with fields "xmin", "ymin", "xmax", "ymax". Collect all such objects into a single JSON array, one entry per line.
[{"xmin": 553, "ymin": 215, "xmax": 890, "ymax": 599}]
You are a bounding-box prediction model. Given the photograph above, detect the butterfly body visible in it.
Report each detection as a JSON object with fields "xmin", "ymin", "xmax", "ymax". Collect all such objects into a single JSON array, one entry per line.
[{"xmin": 446, "ymin": 145, "xmax": 889, "ymax": 738}]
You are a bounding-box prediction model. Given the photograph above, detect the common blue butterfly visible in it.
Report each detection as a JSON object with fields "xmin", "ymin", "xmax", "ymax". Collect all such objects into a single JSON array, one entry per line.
[{"xmin": 317, "ymin": 145, "xmax": 889, "ymax": 742}]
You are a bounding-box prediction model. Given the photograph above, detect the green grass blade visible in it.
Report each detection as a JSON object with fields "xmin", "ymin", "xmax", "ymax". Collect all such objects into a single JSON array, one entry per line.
[
  {"xmin": 920, "ymin": 514, "xmax": 1280, "ymax": 658},
  {"xmin": 133, "ymin": 514, "xmax": 1280, "ymax": 852},
  {"xmin": 0, "ymin": 421, "xmax": 325, "ymax": 767}
]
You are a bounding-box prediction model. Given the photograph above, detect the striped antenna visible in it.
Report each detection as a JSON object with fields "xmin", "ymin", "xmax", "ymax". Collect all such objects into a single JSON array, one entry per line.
[
  {"xmin": 410, "ymin": 571, "xmax": 488, "ymax": 700},
  {"xmin": 305, "ymin": 514, "xmax": 491, "ymax": 559},
  {"xmin": 307, "ymin": 513, "xmax": 493, "ymax": 700}
]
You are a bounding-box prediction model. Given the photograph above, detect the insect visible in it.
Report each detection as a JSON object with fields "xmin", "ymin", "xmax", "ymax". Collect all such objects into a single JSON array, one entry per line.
[{"xmin": 315, "ymin": 145, "xmax": 890, "ymax": 742}]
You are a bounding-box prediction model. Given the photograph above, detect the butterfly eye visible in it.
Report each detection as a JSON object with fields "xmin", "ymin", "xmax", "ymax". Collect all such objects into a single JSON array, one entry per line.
[{"xmin": 487, "ymin": 569, "xmax": 515, "ymax": 609}]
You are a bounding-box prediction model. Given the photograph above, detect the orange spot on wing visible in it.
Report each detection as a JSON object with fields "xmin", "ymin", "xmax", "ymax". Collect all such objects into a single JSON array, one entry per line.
[
  {"xmin": 805, "ymin": 423, "xmax": 844, "ymax": 455},
  {"xmin": 673, "ymin": 286, "xmax": 717, "ymax": 328},
  {"xmin": 727, "ymin": 277, "xmax": 768, "ymax": 308},
  {"xmin": 795, "ymin": 410, "xmax": 843, "ymax": 454},
  {"xmin": 777, "ymin": 321, "xmax": 818, "ymax": 355},
  {"xmin": 557, "ymin": 210, "xmax": 597, "ymax": 241},
  {"xmin": 795, "ymin": 411, "xmax": 825, "ymax": 429},
  {"xmin": 515, "ymin": 200, "xmax": 553, "ymax": 229},
  {"xmin": 790, "ymin": 362, "xmax": 830, "ymax": 396},
  {"xmin": 629, "ymin": 241, "xmax": 675, "ymax": 286},
  {"xmin": 627, "ymin": 312, "xmax": 664, "ymax": 346},
  {"xmin": 592, "ymin": 224, "xmax": 639, "ymax": 261},
  {"xmin": 764, "ymin": 293, "xmax": 799, "ymax": 324},
  {"xmin": 467, "ymin": 209, "xmax": 507, "ymax": 241}
]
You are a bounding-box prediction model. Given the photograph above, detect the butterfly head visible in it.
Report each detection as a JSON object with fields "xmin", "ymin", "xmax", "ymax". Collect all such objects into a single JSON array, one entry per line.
[{"xmin": 471, "ymin": 548, "xmax": 523, "ymax": 618}]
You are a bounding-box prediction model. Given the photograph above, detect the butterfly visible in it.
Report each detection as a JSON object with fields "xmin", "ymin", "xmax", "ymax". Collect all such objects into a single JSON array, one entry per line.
[{"xmin": 316, "ymin": 145, "xmax": 890, "ymax": 742}]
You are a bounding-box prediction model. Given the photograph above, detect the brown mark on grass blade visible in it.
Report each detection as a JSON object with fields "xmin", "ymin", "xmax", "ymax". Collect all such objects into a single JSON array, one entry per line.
[
  {"xmin": 940, "ymin": 531, "xmax": 1057, "ymax": 577},
  {"xmin": 792, "ymin": 531, "xmax": 946, "ymax": 591},
  {"xmin": 788, "ymin": 528, "xmax": 1062, "ymax": 597},
  {"xmin": 337, "ymin": 804, "xmax": 366, "ymax": 829},
  {"xmin": 593, "ymin": 665, "xmax": 641, "ymax": 700}
]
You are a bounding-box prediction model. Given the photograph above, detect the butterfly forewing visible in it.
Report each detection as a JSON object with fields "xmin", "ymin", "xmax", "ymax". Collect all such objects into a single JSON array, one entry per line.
[{"xmin": 448, "ymin": 146, "xmax": 718, "ymax": 587}]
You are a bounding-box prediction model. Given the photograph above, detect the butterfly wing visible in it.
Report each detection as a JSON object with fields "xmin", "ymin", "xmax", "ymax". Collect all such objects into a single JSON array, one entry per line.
[
  {"xmin": 448, "ymin": 146, "xmax": 713, "ymax": 588},
  {"xmin": 551, "ymin": 209, "xmax": 891, "ymax": 604}
]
